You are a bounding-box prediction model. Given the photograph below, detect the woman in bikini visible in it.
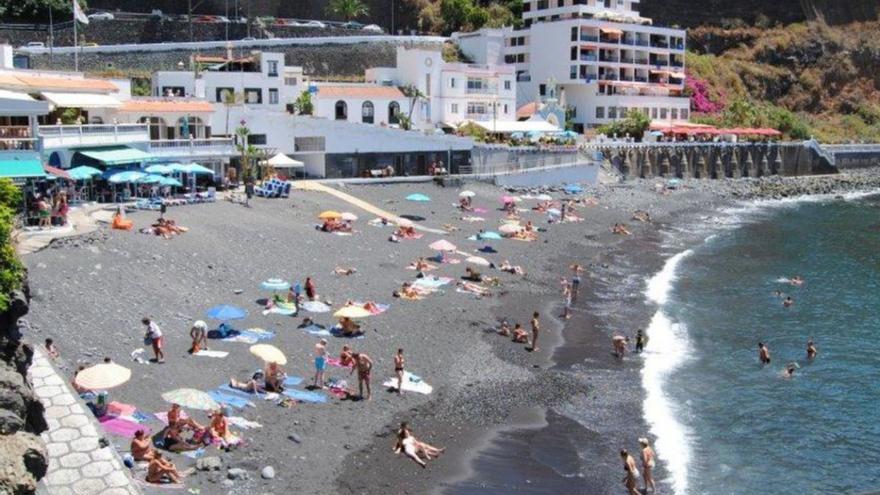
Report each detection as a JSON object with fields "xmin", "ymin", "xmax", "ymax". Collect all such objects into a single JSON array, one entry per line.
[
  {"xmin": 639, "ymin": 438, "xmax": 656, "ymax": 493},
  {"xmin": 621, "ymin": 449, "xmax": 640, "ymax": 495},
  {"xmin": 393, "ymin": 349, "xmax": 405, "ymax": 395}
]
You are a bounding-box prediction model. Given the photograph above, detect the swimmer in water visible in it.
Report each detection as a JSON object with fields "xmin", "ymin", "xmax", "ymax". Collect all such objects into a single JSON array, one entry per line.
[
  {"xmin": 783, "ymin": 362, "xmax": 798, "ymax": 378},
  {"xmin": 806, "ymin": 339, "xmax": 817, "ymax": 359},
  {"xmin": 783, "ymin": 296, "xmax": 794, "ymax": 307},
  {"xmin": 790, "ymin": 276, "xmax": 804, "ymax": 287},
  {"xmin": 758, "ymin": 342, "xmax": 771, "ymax": 365}
]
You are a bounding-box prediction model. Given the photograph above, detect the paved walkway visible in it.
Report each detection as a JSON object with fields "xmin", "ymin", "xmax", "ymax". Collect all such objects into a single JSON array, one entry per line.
[
  {"xmin": 293, "ymin": 180, "xmax": 446, "ymax": 234},
  {"xmin": 17, "ymin": 203, "xmax": 105, "ymax": 255},
  {"xmin": 29, "ymin": 348, "xmax": 141, "ymax": 495}
]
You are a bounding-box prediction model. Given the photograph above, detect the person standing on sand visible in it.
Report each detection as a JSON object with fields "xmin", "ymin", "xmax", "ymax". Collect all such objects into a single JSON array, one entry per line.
[
  {"xmin": 635, "ymin": 330, "xmax": 646, "ymax": 353},
  {"xmin": 529, "ymin": 312, "xmax": 541, "ymax": 352},
  {"xmin": 142, "ymin": 317, "xmax": 165, "ymax": 363},
  {"xmin": 244, "ymin": 179, "xmax": 254, "ymax": 207},
  {"xmin": 394, "ymin": 348, "xmax": 406, "ymax": 395},
  {"xmin": 807, "ymin": 339, "xmax": 818, "ymax": 359},
  {"xmin": 305, "ymin": 277, "xmax": 317, "ymax": 301},
  {"xmin": 759, "ymin": 342, "xmax": 771, "ymax": 365},
  {"xmin": 570, "ymin": 264, "xmax": 583, "ymax": 305},
  {"xmin": 639, "ymin": 438, "xmax": 656, "ymax": 493},
  {"xmin": 620, "ymin": 449, "xmax": 640, "ymax": 495},
  {"xmin": 613, "ymin": 335, "xmax": 629, "ymax": 358},
  {"xmin": 350, "ymin": 352, "xmax": 374, "ymax": 401},
  {"xmin": 314, "ymin": 339, "xmax": 327, "ymax": 389},
  {"xmin": 561, "ymin": 279, "xmax": 573, "ymax": 320},
  {"xmin": 188, "ymin": 320, "xmax": 208, "ymax": 354}
]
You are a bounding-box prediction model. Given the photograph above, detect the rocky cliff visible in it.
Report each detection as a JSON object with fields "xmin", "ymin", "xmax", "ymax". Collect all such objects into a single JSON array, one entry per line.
[
  {"xmin": 637, "ymin": 0, "xmax": 878, "ymax": 27},
  {"xmin": 0, "ymin": 281, "xmax": 48, "ymax": 495}
]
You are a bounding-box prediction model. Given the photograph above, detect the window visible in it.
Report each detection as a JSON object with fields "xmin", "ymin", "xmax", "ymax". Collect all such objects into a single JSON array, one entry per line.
[
  {"xmin": 284, "ymin": 77, "xmax": 298, "ymax": 86},
  {"xmin": 570, "ymin": 65, "xmax": 577, "ymax": 79},
  {"xmin": 215, "ymin": 87, "xmax": 234, "ymax": 103},
  {"xmin": 466, "ymin": 78, "xmax": 485, "ymax": 92},
  {"xmin": 451, "ymin": 103, "xmax": 459, "ymax": 113},
  {"xmin": 505, "ymin": 55, "xmax": 516, "ymax": 64},
  {"xmin": 571, "ymin": 27, "xmax": 578, "ymax": 42},
  {"xmin": 450, "ymin": 77, "xmax": 457, "ymax": 88},
  {"xmin": 247, "ymin": 134, "xmax": 267, "ymax": 145},
  {"xmin": 503, "ymin": 104, "xmax": 509, "ymax": 114},
  {"xmin": 504, "ymin": 80, "xmax": 511, "ymax": 90},
  {"xmin": 539, "ymin": 84, "xmax": 546, "ymax": 96},
  {"xmin": 335, "ymin": 101, "xmax": 348, "ymax": 120},
  {"xmin": 660, "ymin": 108, "xmax": 668, "ymax": 119},
  {"xmin": 362, "ymin": 101, "xmax": 374, "ymax": 124},
  {"xmin": 294, "ymin": 136, "xmax": 325, "ymax": 152},
  {"xmin": 523, "ymin": 1, "xmax": 531, "ymax": 12},
  {"xmin": 651, "ymin": 108, "xmax": 658, "ymax": 119},
  {"xmin": 267, "ymin": 60, "xmax": 278, "ymax": 77},
  {"xmin": 516, "ymin": 53, "xmax": 525, "ymax": 63},
  {"xmin": 537, "ymin": 0, "xmax": 548, "ymax": 9},
  {"xmin": 570, "ymin": 46, "xmax": 577, "ymax": 61},
  {"xmin": 162, "ymin": 86, "xmax": 185, "ymax": 97},
  {"xmin": 425, "ymin": 74, "xmax": 431, "ymax": 96},
  {"xmin": 244, "ymin": 88, "xmax": 262, "ymax": 104},
  {"xmin": 671, "ymin": 108, "xmax": 678, "ymax": 120},
  {"xmin": 467, "ymin": 102, "xmax": 487, "ymax": 115},
  {"xmin": 286, "ymin": 103, "xmax": 296, "ymax": 114},
  {"xmin": 388, "ymin": 101, "xmax": 401, "ymax": 124},
  {"xmin": 269, "ymin": 88, "xmax": 279, "ymax": 105},
  {"xmin": 680, "ymin": 109, "xmax": 689, "ymax": 120},
  {"xmin": 609, "ymin": 106, "xmax": 617, "ymax": 119}
]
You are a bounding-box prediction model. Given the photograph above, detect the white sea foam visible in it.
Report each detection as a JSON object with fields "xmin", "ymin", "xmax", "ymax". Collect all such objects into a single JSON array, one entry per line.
[{"xmin": 642, "ymin": 250, "xmax": 693, "ymax": 495}]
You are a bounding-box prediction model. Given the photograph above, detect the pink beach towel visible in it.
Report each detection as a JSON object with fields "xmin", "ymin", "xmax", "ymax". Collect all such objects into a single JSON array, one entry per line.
[
  {"xmin": 107, "ymin": 401, "xmax": 137, "ymax": 417},
  {"xmin": 99, "ymin": 417, "xmax": 150, "ymax": 438},
  {"xmin": 153, "ymin": 411, "xmax": 189, "ymax": 426}
]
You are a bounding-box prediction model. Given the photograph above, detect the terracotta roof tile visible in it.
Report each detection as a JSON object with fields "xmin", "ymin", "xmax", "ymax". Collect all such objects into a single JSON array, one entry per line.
[
  {"xmin": 118, "ymin": 99, "xmax": 215, "ymax": 113},
  {"xmin": 516, "ymin": 102, "xmax": 538, "ymax": 120}
]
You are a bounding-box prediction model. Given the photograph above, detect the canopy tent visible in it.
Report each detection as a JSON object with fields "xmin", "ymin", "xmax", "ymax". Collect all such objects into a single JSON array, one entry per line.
[
  {"xmin": 42, "ymin": 91, "xmax": 121, "ymax": 109},
  {"xmin": 0, "ymin": 89, "xmax": 49, "ymax": 116},
  {"xmin": 265, "ymin": 153, "xmax": 304, "ymax": 169},
  {"xmin": 468, "ymin": 118, "xmax": 560, "ymax": 134},
  {"xmin": 75, "ymin": 146, "xmax": 154, "ymax": 166},
  {"xmin": 106, "ymin": 170, "xmax": 147, "ymax": 184},
  {"xmin": 0, "ymin": 152, "xmax": 46, "ymax": 179}
]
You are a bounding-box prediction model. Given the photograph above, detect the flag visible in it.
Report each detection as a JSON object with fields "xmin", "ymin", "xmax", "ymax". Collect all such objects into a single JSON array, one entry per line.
[{"xmin": 73, "ymin": 0, "xmax": 89, "ymax": 24}]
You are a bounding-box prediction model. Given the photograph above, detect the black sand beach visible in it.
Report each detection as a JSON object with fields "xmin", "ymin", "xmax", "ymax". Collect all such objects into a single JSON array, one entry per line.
[{"xmin": 22, "ymin": 170, "xmax": 880, "ymax": 494}]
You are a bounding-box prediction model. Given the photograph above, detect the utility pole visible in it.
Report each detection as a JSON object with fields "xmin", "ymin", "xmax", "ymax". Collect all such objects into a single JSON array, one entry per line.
[
  {"xmin": 48, "ymin": 6, "xmax": 53, "ymax": 63},
  {"xmin": 224, "ymin": 0, "xmax": 229, "ymax": 41}
]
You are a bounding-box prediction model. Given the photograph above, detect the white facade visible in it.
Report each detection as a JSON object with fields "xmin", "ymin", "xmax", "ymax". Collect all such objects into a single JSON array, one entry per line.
[
  {"xmin": 455, "ymin": 0, "xmax": 690, "ymax": 129},
  {"xmin": 365, "ymin": 47, "xmax": 518, "ymax": 129}
]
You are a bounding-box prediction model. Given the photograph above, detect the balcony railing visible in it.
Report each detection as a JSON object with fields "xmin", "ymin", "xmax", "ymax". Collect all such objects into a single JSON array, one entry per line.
[
  {"xmin": 38, "ymin": 124, "xmax": 150, "ymax": 148},
  {"xmin": 0, "ymin": 126, "xmax": 32, "ymax": 139},
  {"xmin": 148, "ymin": 137, "xmax": 235, "ymax": 152},
  {"xmin": 465, "ymin": 113, "xmax": 492, "ymax": 122},
  {"xmin": 599, "ymin": 56, "xmax": 619, "ymax": 63},
  {"xmin": 671, "ymin": 61, "xmax": 684, "ymax": 68},
  {"xmin": 620, "ymin": 57, "xmax": 635, "ymax": 64},
  {"xmin": 0, "ymin": 138, "xmax": 37, "ymax": 151},
  {"xmin": 635, "ymin": 58, "xmax": 649, "ymax": 65},
  {"xmin": 600, "ymin": 74, "xmax": 619, "ymax": 81},
  {"xmin": 635, "ymin": 40, "xmax": 650, "ymax": 47},
  {"xmin": 651, "ymin": 41, "xmax": 670, "ymax": 49},
  {"xmin": 465, "ymin": 87, "xmax": 496, "ymax": 95},
  {"xmin": 584, "ymin": 75, "xmax": 598, "ymax": 83},
  {"xmin": 579, "ymin": 34, "xmax": 598, "ymax": 42},
  {"xmin": 580, "ymin": 54, "xmax": 597, "ymax": 62}
]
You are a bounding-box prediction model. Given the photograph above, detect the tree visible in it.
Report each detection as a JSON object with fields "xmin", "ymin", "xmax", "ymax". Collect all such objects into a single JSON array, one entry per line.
[
  {"xmin": 235, "ymin": 120, "xmax": 258, "ymax": 182},
  {"xmin": 483, "ymin": 3, "xmax": 515, "ymax": 28},
  {"xmin": 0, "ymin": 0, "xmax": 80, "ymax": 23},
  {"xmin": 439, "ymin": 0, "xmax": 474, "ymax": 34},
  {"xmin": 325, "ymin": 0, "xmax": 369, "ymax": 21},
  {"xmin": 400, "ymin": 84, "xmax": 426, "ymax": 130},
  {"xmin": 294, "ymin": 91, "xmax": 314, "ymax": 116},
  {"xmin": 597, "ymin": 109, "xmax": 651, "ymax": 140},
  {"xmin": 0, "ymin": 178, "xmax": 22, "ymax": 312},
  {"xmin": 222, "ymin": 90, "xmax": 243, "ymax": 136}
]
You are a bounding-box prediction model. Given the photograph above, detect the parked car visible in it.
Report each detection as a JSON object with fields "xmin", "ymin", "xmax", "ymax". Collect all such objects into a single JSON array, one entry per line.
[
  {"xmin": 288, "ymin": 20, "xmax": 309, "ymax": 27},
  {"xmin": 303, "ymin": 20, "xmax": 326, "ymax": 29},
  {"xmin": 216, "ymin": 16, "xmax": 230, "ymax": 23},
  {"xmin": 88, "ymin": 12, "xmax": 114, "ymax": 21},
  {"xmin": 193, "ymin": 15, "xmax": 217, "ymax": 23},
  {"xmin": 363, "ymin": 24, "xmax": 384, "ymax": 33},
  {"xmin": 241, "ymin": 36, "xmax": 256, "ymax": 41},
  {"xmin": 342, "ymin": 21, "xmax": 364, "ymax": 30},
  {"xmin": 82, "ymin": 42, "xmax": 99, "ymax": 47},
  {"xmin": 24, "ymin": 42, "xmax": 45, "ymax": 48}
]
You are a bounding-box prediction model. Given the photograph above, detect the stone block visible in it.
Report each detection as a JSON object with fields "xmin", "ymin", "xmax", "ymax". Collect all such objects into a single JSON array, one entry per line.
[
  {"xmin": 72, "ymin": 477, "xmax": 107, "ymax": 495},
  {"xmin": 59, "ymin": 452, "xmax": 91, "ymax": 468},
  {"xmin": 81, "ymin": 460, "xmax": 114, "ymax": 478},
  {"xmin": 45, "ymin": 467, "xmax": 79, "ymax": 486},
  {"xmin": 44, "ymin": 405, "xmax": 70, "ymax": 420},
  {"xmin": 60, "ymin": 415, "xmax": 89, "ymax": 429},
  {"xmin": 104, "ymin": 470, "xmax": 130, "ymax": 488},
  {"xmin": 51, "ymin": 393, "xmax": 76, "ymax": 407},
  {"xmin": 46, "ymin": 441, "xmax": 69, "ymax": 457},
  {"xmin": 70, "ymin": 436, "xmax": 98, "ymax": 452},
  {"xmin": 50, "ymin": 427, "xmax": 79, "ymax": 443}
]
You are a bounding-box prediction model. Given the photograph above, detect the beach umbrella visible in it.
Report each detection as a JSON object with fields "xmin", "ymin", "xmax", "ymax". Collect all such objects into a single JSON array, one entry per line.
[
  {"xmin": 498, "ymin": 224, "xmax": 522, "ymax": 234},
  {"xmin": 396, "ymin": 218, "xmax": 414, "ymax": 227},
  {"xmin": 429, "ymin": 240, "xmax": 457, "ymax": 252},
  {"xmin": 340, "ymin": 212, "xmax": 358, "ymax": 221},
  {"xmin": 144, "ymin": 164, "xmax": 173, "ymax": 175},
  {"xmin": 318, "ymin": 210, "xmax": 342, "ymax": 220},
  {"xmin": 260, "ymin": 279, "xmax": 290, "ymax": 292},
  {"xmin": 535, "ymin": 194, "xmax": 553, "ymax": 201},
  {"xmin": 167, "ymin": 163, "xmax": 187, "ymax": 173},
  {"xmin": 466, "ymin": 256, "xmax": 491, "ymax": 267},
  {"xmin": 74, "ymin": 363, "xmax": 131, "ymax": 390},
  {"xmin": 406, "ymin": 193, "xmax": 431, "ymax": 202},
  {"xmin": 181, "ymin": 163, "xmax": 215, "ymax": 175},
  {"xmin": 334, "ymin": 305, "xmax": 372, "ymax": 319},
  {"xmin": 161, "ymin": 388, "xmax": 220, "ymax": 411},
  {"xmin": 205, "ymin": 305, "xmax": 248, "ymax": 321},
  {"xmin": 510, "ymin": 132, "xmax": 525, "ymax": 140},
  {"xmin": 250, "ymin": 344, "xmax": 287, "ymax": 365},
  {"xmin": 107, "ymin": 171, "xmax": 147, "ymax": 184},
  {"xmin": 160, "ymin": 177, "xmax": 183, "ymax": 187},
  {"xmin": 68, "ymin": 166, "xmax": 102, "ymax": 180},
  {"xmin": 458, "ymin": 190, "xmax": 476, "ymax": 198},
  {"xmin": 137, "ymin": 174, "xmax": 163, "ymax": 184}
]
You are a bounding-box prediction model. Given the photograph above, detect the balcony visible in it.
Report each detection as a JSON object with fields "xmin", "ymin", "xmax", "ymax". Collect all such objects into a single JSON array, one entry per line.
[
  {"xmin": 620, "ymin": 57, "xmax": 635, "ymax": 64},
  {"xmin": 579, "ymin": 34, "xmax": 599, "ymax": 42},
  {"xmin": 599, "ymin": 74, "xmax": 619, "ymax": 81},
  {"xmin": 580, "ymin": 54, "xmax": 597, "ymax": 62},
  {"xmin": 671, "ymin": 61, "xmax": 684, "ymax": 68},
  {"xmin": 0, "ymin": 126, "xmax": 36, "ymax": 151},
  {"xmin": 584, "ymin": 75, "xmax": 598, "ymax": 83},
  {"xmin": 635, "ymin": 58, "xmax": 649, "ymax": 65},
  {"xmin": 599, "ymin": 55, "xmax": 619, "ymax": 63},
  {"xmin": 465, "ymin": 87, "xmax": 496, "ymax": 95},
  {"xmin": 651, "ymin": 41, "xmax": 670, "ymax": 49},
  {"xmin": 39, "ymin": 124, "xmax": 150, "ymax": 149},
  {"xmin": 148, "ymin": 137, "xmax": 236, "ymax": 159},
  {"xmin": 635, "ymin": 40, "xmax": 650, "ymax": 47},
  {"xmin": 465, "ymin": 113, "xmax": 492, "ymax": 122},
  {"xmin": 634, "ymin": 76, "xmax": 648, "ymax": 83}
]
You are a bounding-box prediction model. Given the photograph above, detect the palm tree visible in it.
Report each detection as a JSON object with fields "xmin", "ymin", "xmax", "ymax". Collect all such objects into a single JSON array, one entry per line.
[
  {"xmin": 223, "ymin": 90, "xmax": 243, "ymax": 136},
  {"xmin": 401, "ymin": 84, "xmax": 426, "ymax": 130},
  {"xmin": 326, "ymin": 0, "xmax": 370, "ymax": 21}
]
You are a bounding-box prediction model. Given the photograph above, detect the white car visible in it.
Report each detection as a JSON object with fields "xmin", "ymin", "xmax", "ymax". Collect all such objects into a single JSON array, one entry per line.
[
  {"xmin": 363, "ymin": 24, "xmax": 384, "ymax": 33},
  {"xmin": 88, "ymin": 12, "xmax": 114, "ymax": 21},
  {"xmin": 241, "ymin": 37, "xmax": 256, "ymax": 42},
  {"xmin": 24, "ymin": 41, "xmax": 45, "ymax": 48},
  {"xmin": 304, "ymin": 20, "xmax": 326, "ymax": 29}
]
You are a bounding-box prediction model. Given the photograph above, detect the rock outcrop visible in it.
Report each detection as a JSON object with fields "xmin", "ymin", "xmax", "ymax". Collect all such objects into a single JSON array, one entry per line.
[{"xmin": 0, "ymin": 282, "xmax": 48, "ymax": 495}]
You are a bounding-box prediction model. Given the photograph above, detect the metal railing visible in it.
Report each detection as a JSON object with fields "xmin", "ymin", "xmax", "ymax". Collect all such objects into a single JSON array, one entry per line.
[
  {"xmin": 0, "ymin": 138, "xmax": 37, "ymax": 151},
  {"xmin": 465, "ymin": 87, "xmax": 497, "ymax": 95},
  {"xmin": 149, "ymin": 137, "xmax": 235, "ymax": 150},
  {"xmin": 580, "ymin": 54, "xmax": 597, "ymax": 62},
  {"xmin": 580, "ymin": 35, "xmax": 599, "ymax": 42},
  {"xmin": 38, "ymin": 124, "xmax": 149, "ymax": 137}
]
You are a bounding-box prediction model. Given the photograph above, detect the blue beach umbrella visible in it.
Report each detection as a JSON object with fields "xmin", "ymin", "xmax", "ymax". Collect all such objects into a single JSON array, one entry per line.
[
  {"xmin": 205, "ymin": 305, "xmax": 248, "ymax": 321},
  {"xmin": 167, "ymin": 163, "xmax": 187, "ymax": 173},
  {"xmin": 107, "ymin": 171, "xmax": 147, "ymax": 184},
  {"xmin": 182, "ymin": 163, "xmax": 215, "ymax": 175},
  {"xmin": 144, "ymin": 164, "xmax": 174, "ymax": 174},
  {"xmin": 68, "ymin": 166, "xmax": 102, "ymax": 180},
  {"xmin": 260, "ymin": 279, "xmax": 290, "ymax": 292},
  {"xmin": 160, "ymin": 177, "xmax": 183, "ymax": 187},
  {"xmin": 137, "ymin": 174, "xmax": 163, "ymax": 184},
  {"xmin": 510, "ymin": 132, "xmax": 525, "ymax": 140},
  {"xmin": 406, "ymin": 193, "xmax": 431, "ymax": 202}
]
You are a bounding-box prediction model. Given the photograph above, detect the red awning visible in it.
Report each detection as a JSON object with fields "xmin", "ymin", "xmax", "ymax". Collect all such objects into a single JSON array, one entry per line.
[
  {"xmin": 43, "ymin": 164, "xmax": 72, "ymax": 181},
  {"xmin": 600, "ymin": 27, "xmax": 624, "ymax": 35}
]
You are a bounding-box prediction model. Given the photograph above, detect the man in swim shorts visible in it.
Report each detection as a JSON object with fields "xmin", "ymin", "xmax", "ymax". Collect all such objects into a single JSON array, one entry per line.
[
  {"xmin": 759, "ymin": 342, "xmax": 771, "ymax": 364},
  {"xmin": 314, "ymin": 339, "xmax": 327, "ymax": 389},
  {"xmin": 351, "ymin": 352, "xmax": 374, "ymax": 401}
]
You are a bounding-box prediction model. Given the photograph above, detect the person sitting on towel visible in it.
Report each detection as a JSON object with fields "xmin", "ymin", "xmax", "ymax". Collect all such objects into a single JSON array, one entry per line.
[
  {"xmin": 146, "ymin": 452, "xmax": 184, "ymax": 484},
  {"xmin": 167, "ymin": 403, "xmax": 204, "ymax": 431},
  {"xmin": 264, "ymin": 362, "xmax": 286, "ymax": 392},
  {"xmin": 163, "ymin": 423, "xmax": 201, "ymax": 453},
  {"xmin": 339, "ymin": 317, "xmax": 362, "ymax": 336},
  {"xmin": 207, "ymin": 410, "xmax": 237, "ymax": 450},
  {"xmin": 131, "ymin": 429, "xmax": 157, "ymax": 461},
  {"xmin": 463, "ymin": 267, "xmax": 483, "ymax": 282}
]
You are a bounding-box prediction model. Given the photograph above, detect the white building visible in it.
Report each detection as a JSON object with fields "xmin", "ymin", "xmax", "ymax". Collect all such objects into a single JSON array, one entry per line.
[{"xmin": 454, "ymin": 0, "xmax": 690, "ymax": 131}]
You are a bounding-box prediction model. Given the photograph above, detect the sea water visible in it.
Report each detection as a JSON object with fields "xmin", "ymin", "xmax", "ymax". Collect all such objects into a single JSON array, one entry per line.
[{"xmin": 644, "ymin": 194, "xmax": 880, "ymax": 495}]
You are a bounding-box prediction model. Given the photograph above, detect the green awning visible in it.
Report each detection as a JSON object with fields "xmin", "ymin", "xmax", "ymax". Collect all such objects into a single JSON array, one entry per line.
[
  {"xmin": 0, "ymin": 152, "xmax": 46, "ymax": 179},
  {"xmin": 76, "ymin": 146, "xmax": 153, "ymax": 166}
]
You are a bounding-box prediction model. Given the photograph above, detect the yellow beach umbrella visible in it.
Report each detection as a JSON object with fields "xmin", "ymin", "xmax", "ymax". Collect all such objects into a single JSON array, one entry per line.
[
  {"xmin": 249, "ymin": 344, "xmax": 287, "ymax": 365},
  {"xmin": 74, "ymin": 363, "xmax": 131, "ymax": 390},
  {"xmin": 334, "ymin": 305, "xmax": 372, "ymax": 319},
  {"xmin": 428, "ymin": 239, "xmax": 457, "ymax": 252},
  {"xmin": 161, "ymin": 388, "xmax": 220, "ymax": 411},
  {"xmin": 318, "ymin": 210, "xmax": 342, "ymax": 220}
]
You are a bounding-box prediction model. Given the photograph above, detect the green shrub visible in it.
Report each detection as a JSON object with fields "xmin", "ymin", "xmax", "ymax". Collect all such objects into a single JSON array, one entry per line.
[{"xmin": 0, "ymin": 178, "xmax": 23, "ymax": 311}]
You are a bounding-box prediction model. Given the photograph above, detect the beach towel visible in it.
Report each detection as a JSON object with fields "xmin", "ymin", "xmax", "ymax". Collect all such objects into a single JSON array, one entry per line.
[
  {"xmin": 351, "ymin": 302, "xmax": 390, "ymax": 315},
  {"xmin": 194, "ymin": 350, "xmax": 229, "ymax": 358},
  {"xmin": 461, "ymin": 216, "xmax": 485, "ymax": 222},
  {"xmin": 135, "ymin": 479, "xmax": 185, "ymax": 490},
  {"xmin": 207, "ymin": 390, "xmax": 253, "ymax": 409},
  {"xmin": 222, "ymin": 328, "xmax": 275, "ymax": 344},
  {"xmin": 99, "ymin": 417, "xmax": 150, "ymax": 438},
  {"xmin": 412, "ymin": 277, "xmax": 453, "ymax": 289},
  {"xmin": 282, "ymin": 389, "xmax": 328, "ymax": 404},
  {"xmin": 383, "ymin": 371, "xmax": 433, "ymax": 395},
  {"xmin": 182, "ymin": 448, "xmax": 206, "ymax": 460},
  {"xmin": 262, "ymin": 306, "xmax": 297, "ymax": 316},
  {"xmin": 228, "ymin": 416, "xmax": 263, "ymax": 430},
  {"xmin": 107, "ymin": 401, "xmax": 137, "ymax": 417},
  {"xmin": 300, "ymin": 301, "xmax": 331, "ymax": 313},
  {"xmin": 283, "ymin": 376, "xmax": 304, "ymax": 387},
  {"xmin": 399, "ymin": 293, "xmax": 425, "ymax": 301},
  {"xmin": 216, "ymin": 384, "xmax": 278, "ymax": 401},
  {"xmin": 329, "ymin": 327, "xmax": 365, "ymax": 339},
  {"xmin": 473, "ymin": 207, "xmax": 489, "ymax": 213},
  {"xmin": 326, "ymin": 357, "xmax": 352, "ymax": 368}
]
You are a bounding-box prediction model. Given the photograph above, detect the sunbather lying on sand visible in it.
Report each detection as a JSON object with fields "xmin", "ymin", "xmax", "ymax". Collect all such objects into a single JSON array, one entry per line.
[
  {"xmin": 334, "ymin": 266, "xmax": 357, "ymax": 276},
  {"xmin": 408, "ymin": 257, "xmax": 436, "ymax": 273},
  {"xmin": 498, "ymin": 260, "xmax": 525, "ymax": 275},
  {"xmin": 632, "ymin": 210, "xmax": 651, "ymax": 223},
  {"xmin": 458, "ymin": 281, "xmax": 490, "ymax": 297},
  {"xmin": 393, "ymin": 282, "xmax": 425, "ymax": 300},
  {"xmin": 512, "ymin": 229, "xmax": 538, "ymax": 241},
  {"xmin": 442, "ymin": 223, "xmax": 459, "ymax": 232},
  {"xmin": 394, "ymin": 422, "xmax": 444, "ymax": 468},
  {"xmin": 229, "ymin": 370, "xmax": 266, "ymax": 394},
  {"xmin": 612, "ymin": 223, "xmax": 632, "ymax": 235},
  {"xmin": 393, "ymin": 225, "xmax": 419, "ymax": 239}
]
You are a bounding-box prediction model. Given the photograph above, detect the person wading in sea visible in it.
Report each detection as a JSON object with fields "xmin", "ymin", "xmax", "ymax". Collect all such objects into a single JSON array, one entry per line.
[{"xmin": 759, "ymin": 342, "xmax": 771, "ymax": 365}]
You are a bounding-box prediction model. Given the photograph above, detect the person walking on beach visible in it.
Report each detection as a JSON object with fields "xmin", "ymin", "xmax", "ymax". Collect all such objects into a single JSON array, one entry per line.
[
  {"xmin": 394, "ymin": 348, "xmax": 405, "ymax": 395},
  {"xmin": 807, "ymin": 339, "xmax": 818, "ymax": 360},
  {"xmin": 759, "ymin": 342, "xmax": 771, "ymax": 365},
  {"xmin": 350, "ymin": 352, "xmax": 374, "ymax": 401},
  {"xmin": 142, "ymin": 317, "xmax": 165, "ymax": 363},
  {"xmin": 620, "ymin": 449, "xmax": 640, "ymax": 495},
  {"xmin": 639, "ymin": 438, "xmax": 656, "ymax": 493},
  {"xmin": 188, "ymin": 320, "xmax": 208, "ymax": 354},
  {"xmin": 570, "ymin": 264, "xmax": 583, "ymax": 305},
  {"xmin": 244, "ymin": 179, "xmax": 254, "ymax": 207},
  {"xmin": 529, "ymin": 312, "xmax": 541, "ymax": 352},
  {"xmin": 561, "ymin": 279, "xmax": 573, "ymax": 320},
  {"xmin": 635, "ymin": 330, "xmax": 646, "ymax": 353},
  {"xmin": 314, "ymin": 339, "xmax": 327, "ymax": 389}
]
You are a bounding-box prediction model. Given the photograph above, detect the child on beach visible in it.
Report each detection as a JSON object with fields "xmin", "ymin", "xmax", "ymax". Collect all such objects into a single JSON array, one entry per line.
[{"xmin": 44, "ymin": 338, "xmax": 59, "ymax": 359}]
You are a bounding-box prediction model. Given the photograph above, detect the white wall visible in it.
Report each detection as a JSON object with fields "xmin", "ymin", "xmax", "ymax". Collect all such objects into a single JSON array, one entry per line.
[{"xmin": 313, "ymin": 95, "xmax": 410, "ymax": 126}]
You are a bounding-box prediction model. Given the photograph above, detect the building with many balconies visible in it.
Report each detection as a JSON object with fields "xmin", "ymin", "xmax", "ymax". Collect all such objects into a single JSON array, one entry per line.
[{"xmin": 454, "ymin": 0, "xmax": 690, "ymax": 131}]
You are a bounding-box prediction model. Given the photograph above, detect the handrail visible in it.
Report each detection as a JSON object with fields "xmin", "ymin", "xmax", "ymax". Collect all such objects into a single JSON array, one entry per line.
[
  {"xmin": 148, "ymin": 138, "xmax": 235, "ymax": 149},
  {"xmin": 38, "ymin": 124, "xmax": 149, "ymax": 136}
]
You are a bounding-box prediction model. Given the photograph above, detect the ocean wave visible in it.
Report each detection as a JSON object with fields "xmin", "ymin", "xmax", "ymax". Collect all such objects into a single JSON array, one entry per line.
[{"xmin": 643, "ymin": 250, "xmax": 693, "ymax": 495}]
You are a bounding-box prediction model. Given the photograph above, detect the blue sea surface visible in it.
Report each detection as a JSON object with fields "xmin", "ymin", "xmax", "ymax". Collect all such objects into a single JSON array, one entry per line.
[{"xmin": 660, "ymin": 194, "xmax": 880, "ymax": 494}]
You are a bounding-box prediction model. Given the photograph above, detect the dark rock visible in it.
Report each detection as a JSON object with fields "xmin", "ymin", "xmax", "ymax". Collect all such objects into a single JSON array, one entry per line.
[{"xmin": 227, "ymin": 467, "xmax": 250, "ymax": 480}]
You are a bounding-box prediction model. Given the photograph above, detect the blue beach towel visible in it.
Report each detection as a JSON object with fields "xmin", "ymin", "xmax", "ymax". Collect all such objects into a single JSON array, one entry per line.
[
  {"xmin": 301, "ymin": 324, "xmax": 332, "ymax": 337},
  {"xmin": 207, "ymin": 390, "xmax": 252, "ymax": 409},
  {"xmin": 329, "ymin": 327, "xmax": 365, "ymax": 339},
  {"xmin": 283, "ymin": 376, "xmax": 304, "ymax": 387},
  {"xmin": 282, "ymin": 389, "xmax": 328, "ymax": 403}
]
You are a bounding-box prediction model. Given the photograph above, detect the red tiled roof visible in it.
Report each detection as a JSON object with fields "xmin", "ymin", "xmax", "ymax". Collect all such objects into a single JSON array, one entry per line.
[
  {"xmin": 118, "ymin": 99, "xmax": 214, "ymax": 113},
  {"xmin": 316, "ymin": 85, "xmax": 405, "ymax": 99},
  {"xmin": 0, "ymin": 73, "xmax": 117, "ymax": 92},
  {"xmin": 516, "ymin": 102, "xmax": 538, "ymax": 120}
]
